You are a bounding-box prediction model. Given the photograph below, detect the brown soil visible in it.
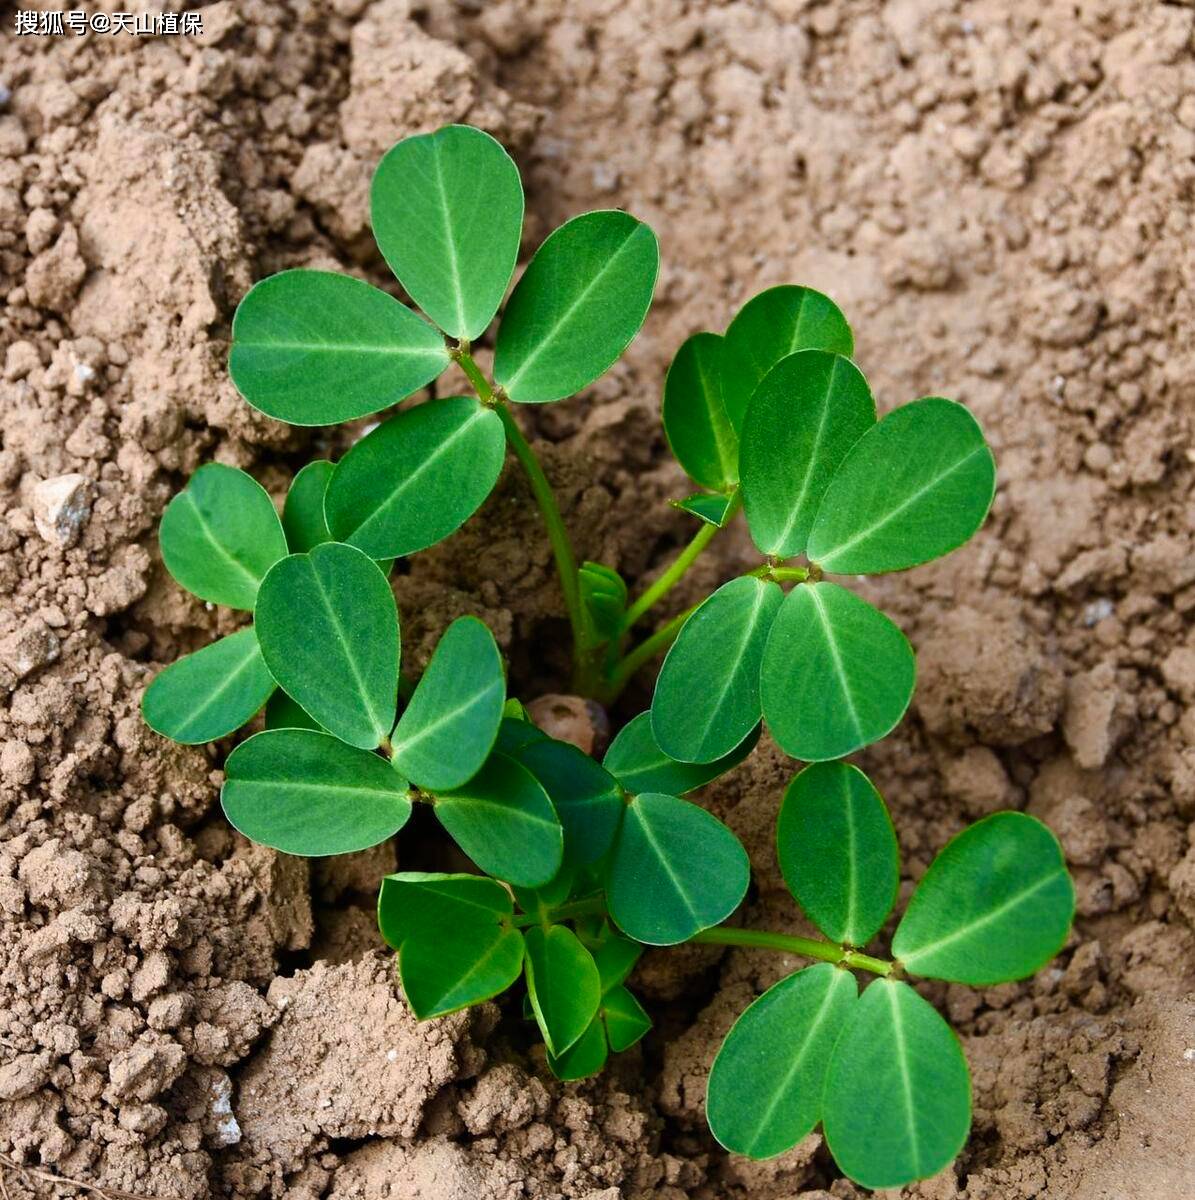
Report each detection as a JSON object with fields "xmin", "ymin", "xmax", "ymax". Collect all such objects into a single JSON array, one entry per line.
[{"xmin": 2, "ymin": 1, "xmax": 1195, "ymax": 1196}]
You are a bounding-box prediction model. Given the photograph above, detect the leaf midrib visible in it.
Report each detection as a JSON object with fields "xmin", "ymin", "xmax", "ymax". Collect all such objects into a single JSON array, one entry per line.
[
  {"xmin": 887, "ymin": 984, "xmax": 921, "ymax": 1178},
  {"xmin": 806, "ymin": 586, "xmax": 863, "ymax": 743},
  {"xmin": 431, "ymin": 140, "xmax": 469, "ymax": 336},
  {"xmin": 180, "ymin": 493, "xmax": 264, "ymax": 600},
  {"xmin": 632, "ymin": 800, "xmax": 701, "ymax": 929},
  {"xmin": 175, "ymin": 633, "xmax": 267, "ymax": 733},
  {"xmin": 392, "ymin": 676, "xmax": 501, "ymax": 761}
]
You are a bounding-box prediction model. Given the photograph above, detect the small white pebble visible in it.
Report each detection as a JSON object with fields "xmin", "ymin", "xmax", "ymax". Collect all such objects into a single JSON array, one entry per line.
[
  {"xmin": 1082, "ymin": 598, "xmax": 1114, "ymax": 627},
  {"xmin": 386, "ymin": 1048, "xmax": 398, "ymax": 1061},
  {"xmin": 32, "ymin": 473, "xmax": 92, "ymax": 547},
  {"xmin": 1183, "ymin": 1048, "xmax": 1195, "ymax": 1062}
]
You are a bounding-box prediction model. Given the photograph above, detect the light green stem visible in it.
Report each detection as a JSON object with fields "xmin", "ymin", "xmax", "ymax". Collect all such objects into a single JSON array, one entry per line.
[{"xmin": 690, "ymin": 926, "xmax": 892, "ymax": 976}]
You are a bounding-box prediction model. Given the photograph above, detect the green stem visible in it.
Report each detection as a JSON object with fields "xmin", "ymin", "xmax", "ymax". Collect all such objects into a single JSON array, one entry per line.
[
  {"xmin": 605, "ymin": 603, "xmax": 698, "ymax": 693},
  {"xmin": 455, "ymin": 347, "xmax": 495, "ymax": 404},
  {"xmin": 690, "ymin": 926, "xmax": 893, "ymax": 976},
  {"xmin": 748, "ymin": 563, "xmax": 809, "ymax": 583}
]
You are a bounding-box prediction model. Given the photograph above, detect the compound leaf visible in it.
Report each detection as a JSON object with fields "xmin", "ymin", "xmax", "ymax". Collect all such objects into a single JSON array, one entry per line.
[
  {"xmin": 893, "ymin": 812, "xmax": 1074, "ymax": 984},
  {"xmin": 324, "ymin": 396, "xmax": 506, "ymax": 560},
  {"xmin": 142, "ymin": 627, "xmax": 275, "ymax": 745},
  {"xmin": 672, "ymin": 491, "xmax": 736, "ymax": 528},
  {"xmin": 372, "ymin": 124, "xmax": 524, "ymax": 340},
  {"xmin": 721, "ymin": 286, "xmax": 854, "ymax": 433},
  {"xmin": 652, "ymin": 575, "xmax": 782, "ymax": 763},
  {"xmin": 264, "ymin": 689, "xmax": 323, "ymax": 733},
  {"xmin": 662, "ymin": 332, "xmax": 738, "ymax": 491},
  {"xmin": 777, "ymin": 762, "xmax": 899, "ymax": 946},
  {"xmin": 254, "ymin": 543, "xmax": 399, "ymax": 749},
  {"xmin": 390, "ymin": 616, "xmax": 505, "ymax": 791},
  {"xmin": 606, "ymin": 792, "xmax": 749, "ymax": 945},
  {"xmin": 159, "ymin": 464, "xmax": 287, "ymax": 610},
  {"xmin": 223, "ymin": 729, "xmax": 411, "ymax": 856},
  {"xmin": 547, "ymin": 1016, "xmax": 608, "ymax": 1081},
  {"xmin": 494, "ymin": 211, "xmax": 659, "ymax": 403},
  {"xmin": 604, "ymin": 710, "xmax": 759, "ymax": 797},
  {"xmin": 822, "ymin": 979, "xmax": 970, "ymax": 1190},
  {"xmin": 708, "ymin": 963, "xmax": 857, "ymax": 1159},
  {"xmin": 282, "ymin": 461, "xmax": 335, "ymax": 553},
  {"xmin": 433, "ymin": 752, "xmax": 562, "ymax": 888},
  {"xmin": 229, "ymin": 270, "xmax": 449, "ymax": 426},
  {"xmin": 760, "ymin": 582, "xmax": 914, "ymax": 761},
  {"xmin": 378, "ymin": 872, "xmax": 524, "ymax": 1018},
  {"xmin": 524, "ymin": 924, "xmax": 602, "ymax": 1056},
  {"xmin": 740, "ymin": 351, "xmax": 875, "ymax": 558},
  {"xmin": 807, "ymin": 397, "xmax": 996, "ymax": 575},
  {"xmin": 602, "ymin": 984, "xmax": 651, "ymax": 1052}
]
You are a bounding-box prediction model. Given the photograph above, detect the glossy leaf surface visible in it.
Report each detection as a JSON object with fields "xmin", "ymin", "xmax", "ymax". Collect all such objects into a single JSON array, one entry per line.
[
  {"xmin": 822, "ymin": 979, "xmax": 970, "ymax": 1190},
  {"xmin": 708, "ymin": 964, "xmax": 857, "ymax": 1159},
  {"xmin": 223, "ymin": 729, "xmax": 411, "ymax": 856},
  {"xmin": 159, "ymin": 464, "xmax": 287, "ymax": 610},
  {"xmin": 524, "ymin": 925, "xmax": 602, "ymax": 1056},
  {"xmin": 721, "ymin": 286, "xmax": 854, "ymax": 433},
  {"xmin": 893, "ymin": 813, "xmax": 1074, "ymax": 984},
  {"xmin": 494, "ymin": 211, "xmax": 659, "ymax": 403},
  {"xmin": 777, "ymin": 762, "xmax": 899, "ymax": 946},
  {"xmin": 606, "ymin": 792, "xmax": 749, "ymax": 944},
  {"xmin": 390, "ymin": 617, "xmax": 505, "ymax": 791},
  {"xmin": 254, "ymin": 543, "xmax": 399, "ymax": 749},
  {"xmin": 672, "ymin": 491, "xmax": 736, "ymax": 528},
  {"xmin": 142, "ymin": 628, "xmax": 275, "ymax": 745},
  {"xmin": 229, "ymin": 270, "xmax": 449, "ymax": 425},
  {"xmin": 371, "ymin": 125, "xmax": 523, "ymax": 340},
  {"xmin": 652, "ymin": 576, "xmax": 782, "ymax": 764},
  {"xmin": 324, "ymin": 396, "xmax": 505, "ymax": 560},
  {"xmin": 601, "ymin": 984, "xmax": 652, "ymax": 1052},
  {"xmin": 662, "ymin": 332, "xmax": 737, "ymax": 491},
  {"xmin": 740, "ymin": 351, "xmax": 875, "ymax": 557},
  {"xmin": 760, "ymin": 582, "xmax": 914, "ymax": 761},
  {"xmin": 807, "ymin": 397, "xmax": 996, "ymax": 575},
  {"xmin": 378, "ymin": 873, "xmax": 524, "ymax": 1018}
]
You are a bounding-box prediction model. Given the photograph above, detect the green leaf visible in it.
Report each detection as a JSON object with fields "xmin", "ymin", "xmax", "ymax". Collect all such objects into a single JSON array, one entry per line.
[
  {"xmin": 740, "ymin": 351, "xmax": 875, "ymax": 558},
  {"xmin": 512, "ymin": 736, "xmax": 624, "ymax": 866},
  {"xmin": 494, "ymin": 713, "xmax": 548, "ymax": 756},
  {"xmin": 142, "ymin": 628, "xmax": 275, "ymax": 744},
  {"xmin": 671, "ymin": 491, "xmax": 735, "ymax": 528},
  {"xmin": 822, "ymin": 979, "xmax": 970, "ymax": 1190},
  {"xmin": 579, "ymin": 561, "xmax": 628, "ymax": 641},
  {"xmin": 587, "ymin": 924, "xmax": 642, "ymax": 992},
  {"xmin": 159, "ymin": 464, "xmax": 288, "ymax": 610},
  {"xmin": 324, "ymin": 396, "xmax": 506, "ymax": 560},
  {"xmin": 228, "ymin": 270, "xmax": 450, "ymax": 426},
  {"xmin": 433, "ymin": 752, "xmax": 563, "ymax": 888},
  {"xmin": 807, "ymin": 397, "xmax": 996, "ymax": 575},
  {"xmin": 378, "ymin": 873, "xmax": 524, "ymax": 1018},
  {"xmin": 707, "ymin": 963, "xmax": 857, "ymax": 1159},
  {"xmin": 371, "ymin": 125, "xmax": 524, "ymax": 340},
  {"xmin": 606, "ymin": 792, "xmax": 749, "ymax": 945},
  {"xmin": 494, "ymin": 211, "xmax": 659, "ymax": 403},
  {"xmin": 721, "ymin": 286, "xmax": 854, "ymax": 433},
  {"xmin": 282, "ymin": 461, "xmax": 335, "ymax": 553},
  {"xmin": 651, "ymin": 575, "xmax": 782, "ymax": 763},
  {"xmin": 390, "ymin": 617, "xmax": 505, "ymax": 791},
  {"xmin": 512, "ymin": 863, "xmax": 575, "ymax": 919},
  {"xmin": 662, "ymin": 332, "xmax": 738, "ymax": 491},
  {"xmin": 254, "ymin": 543, "xmax": 399, "ymax": 749},
  {"xmin": 760, "ymin": 582, "xmax": 914, "ymax": 761},
  {"xmin": 222, "ymin": 729, "xmax": 411, "ymax": 856},
  {"xmin": 777, "ymin": 762, "xmax": 899, "ymax": 946},
  {"xmin": 604, "ymin": 711, "xmax": 759, "ymax": 797},
  {"xmin": 524, "ymin": 925, "xmax": 602, "ymax": 1056},
  {"xmin": 893, "ymin": 812, "xmax": 1074, "ymax": 984},
  {"xmin": 264, "ymin": 689, "xmax": 323, "ymax": 732},
  {"xmin": 601, "ymin": 984, "xmax": 651, "ymax": 1053},
  {"xmin": 547, "ymin": 1016, "xmax": 608, "ymax": 1081}
]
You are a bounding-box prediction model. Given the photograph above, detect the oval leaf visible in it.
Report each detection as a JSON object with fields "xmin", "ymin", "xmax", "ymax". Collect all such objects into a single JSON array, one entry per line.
[
  {"xmin": 372, "ymin": 125, "xmax": 524, "ymax": 340},
  {"xmin": 282, "ymin": 460, "xmax": 335, "ymax": 553},
  {"xmin": 602, "ymin": 984, "xmax": 651, "ymax": 1053},
  {"xmin": 378, "ymin": 872, "xmax": 524, "ymax": 1018},
  {"xmin": 708, "ymin": 963, "xmax": 857, "ymax": 1159},
  {"xmin": 777, "ymin": 762, "xmax": 899, "ymax": 946},
  {"xmin": 606, "ymin": 792, "xmax": 750, "ymax": 945},
  {"xmin": 760, "ymin": 582, "xmax": 914, "ymax": 761},
  {"xmin": 740, "ymin": 351, "xmax": 875, "ymax": 558},
  {"xmin": 721, "ymin": 286, "xmax": 854, "ymax": 433},
  {"xmin": 494, "ymin": 211, "xmax": 659, "ymax": 403},
  {"xmin": 142, "ymin": 628, "xmax": 275, "ymax": 745},
  {"xmin": 159, "ymin": 464, "xmax": 287, "ymax": 610},
  {"xmin": 324, "ymin": 396, "xmax": 506, "ymax": 560},
  {"xmin": 604, "ymin": 711, "xmax": 759, "ymax": 797},
  {"xmin": 652, "ymin": 576, "xmax": 783, "ymax": 764},
  {"xmin": 254, "ymin": 543, "xmax": 399, "ymax": 749},
  {"xmin": 524, "ymin": 925, "xmax": 602, "ymax": 1056},
  {"xmin": 229, "ymin": 270, "xmax": 449, "ymax": 426},
  {"xmin": 433, "ymin": 752, "xmax": 563, "ymax": 888},
  {"xmin": 390, "ymin": 617, "xmax": 505, "ymax": 791},
  {"xmin": 822, "ymin": 979, "xmax": 971, "ymax": 1190},
  {"xmin": 662, "ymin": 332, "xmax": 738, "ymax": 491},
  {"xmin": 223, "ymin": 729, "xmax": 411, "ymax": 856},
  {"xmin": 893, "ymin": 812, "xmax": 1075, "ymax": 984},
  {"xmin": 807, "ymin": 397, "xmax": 996, "ymax": 575}
]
